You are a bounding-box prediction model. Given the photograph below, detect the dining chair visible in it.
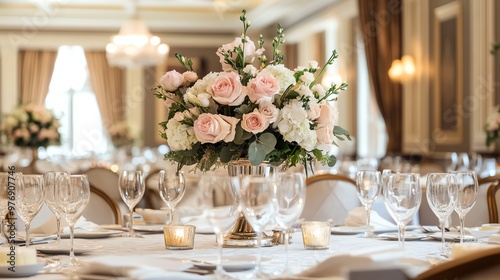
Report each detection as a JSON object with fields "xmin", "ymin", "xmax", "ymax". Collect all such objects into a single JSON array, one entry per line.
[
  {"xmin": 484, "ymin": 177, "xmax": 500, "ymax": 223},
  {"xmin": 144, "ymin": 169, "xmax": 163, "ymax": 209},
  {"xmin": 85, "ymin": 167, "xmax": 128, "ymax": 215},
  {"xmin": 83, "ymin": 184, "xmax": 122, "ymax": 225},
  {"xmin": 413, "ymin": 246, "xmax": 500, "ymax": 280},
  {"xmin": 301, "ymin": 173, "xmax": 361, "ymax": 225}
]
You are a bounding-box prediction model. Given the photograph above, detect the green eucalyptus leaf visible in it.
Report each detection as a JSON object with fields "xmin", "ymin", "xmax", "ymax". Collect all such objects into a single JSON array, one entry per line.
[
  {"xmin": 220, "ymin": 146, "xmax": 234, "ymax": 163},
  {"xmin": 259, "ymin": 133, "xmax": 277, "ymax": 154},
  {"xmin": 328, "ymin": 155, "xmax": 337, "ymax": 167},
  {"xmin": 249, "ymin": 141, "xmax": 266, "ymax": 165},
  {"xmin": 333, "ymin": 126, "xmax": 351, "ymax": 140}
]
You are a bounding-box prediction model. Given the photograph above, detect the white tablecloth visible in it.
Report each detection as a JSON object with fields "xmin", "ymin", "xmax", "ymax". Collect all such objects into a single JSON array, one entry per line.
[{"xmin": 24, "ymin": 228, "xmax": 446, "ymax": 280}]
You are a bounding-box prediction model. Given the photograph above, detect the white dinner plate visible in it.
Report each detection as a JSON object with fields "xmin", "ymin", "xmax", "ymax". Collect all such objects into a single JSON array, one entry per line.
[
  {"xmin": 133, "ymin": 224, "xmax": 164, "ymax": 233},
  {"xmin": 0, "ymin": 259, "xmax": 45, "ymax": 278},
  {"xmin": 61, "ymin": 229, "xmax": 123, "ymax": 239},
  {"xmin": 378, "ymin": 232, "xmax": 427, "ymax": 241},
  {"xmin": 331, "ymin": 226, "xmax": 398, "ymax": 235},
  {"xmin": 34, "ymin": 244, "xmax": 102, "ymax": 255},
  {"xmin": 187, "ymin": 256, "xmax": 271, "ymax": 272},
  {"xmin": 429, "ymin": 232, "xmax": 476, "ymax": 242}
]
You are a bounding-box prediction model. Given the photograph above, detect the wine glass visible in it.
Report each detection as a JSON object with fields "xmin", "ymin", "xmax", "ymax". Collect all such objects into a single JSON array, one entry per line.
[
  {"xmin": 240, "ymin": 175, "xmax": 275, "ymax": 279},
  {"xmin": 44, "ymin": 171, "xmax": 69, "ymax": 243},
  {"xmin": 0, "ymin": 172, "xmax": 11, "ymax": 245},
  {"xmin": 273, "ymin": 172, "xmax": 306, "ymax": 276},
  {"xmin": 119, "ymin": 170, "xmax": 145, "ymax": 237},
  {"xmin": 426, "ymin": 173, "xmax": 457, "ymax": 256},
  {"xmin": 198, "ymin": 173, "xmax": 239, "ymax": 279},
  {"xmin": 15, "ymin": 174, "xmax": 45, "ymax": 248},
  {"xmin": 56, "ymin": 174, "xmax": 90, "ymax": 267},
  {"xmin": 355, "ymin": 170, "xmax": 381, "ymax": 237},
  {"xmin": 453, "ymin": 171, "xmax": 478, "ymax": 243},
  {"xmin": 384, "ymin": 173, "xmax": 421, "ymax": 248},
  {"xmin": 158, "ymin": 170, "xmax": 185, "ymax": 225}
]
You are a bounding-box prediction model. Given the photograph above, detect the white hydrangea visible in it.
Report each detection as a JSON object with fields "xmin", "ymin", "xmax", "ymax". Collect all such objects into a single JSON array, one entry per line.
[
  {"xmin": 184, "ymin": 72, "xmax": 218, "ymax": 107},
  {"xmin": 264, "ymin": 64, "xmax": 295, "ymax": 94},
  {"xmin": 296, "ymin": 84, "xmax": 314, "ymax": 99},
  {"xmin": 274, "ymin": 99, "xmax": 316, "ymax": 151},
  {"xmin": 166, "ymin": 118, "xmax": 197, "ymax": 151}
]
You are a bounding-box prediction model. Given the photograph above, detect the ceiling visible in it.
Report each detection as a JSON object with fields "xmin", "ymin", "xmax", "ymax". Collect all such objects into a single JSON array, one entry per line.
[{"xmin": 0, "ymin": 0, "xmax": 341, "ymax": 35}]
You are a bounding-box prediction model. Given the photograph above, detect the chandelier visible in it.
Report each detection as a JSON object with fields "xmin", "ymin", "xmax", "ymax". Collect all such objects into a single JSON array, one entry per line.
[{"xmin": 106, "ymin": 16, "xmax": 169, "ymax": 68}]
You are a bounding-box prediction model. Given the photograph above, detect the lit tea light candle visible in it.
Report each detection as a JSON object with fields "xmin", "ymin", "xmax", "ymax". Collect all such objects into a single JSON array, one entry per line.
[
  {"xmin": 164, "ymin": 225, "xmax": 196, "ymax": 250},
  {"xmin": 301, "ymin": 221, "xmax": 330, "ymax": 250}
]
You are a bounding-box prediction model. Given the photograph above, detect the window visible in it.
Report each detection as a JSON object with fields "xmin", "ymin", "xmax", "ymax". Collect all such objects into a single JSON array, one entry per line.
[{"xmin": 45, "ymin": 46, "xmax": 109, "ymax": 157}]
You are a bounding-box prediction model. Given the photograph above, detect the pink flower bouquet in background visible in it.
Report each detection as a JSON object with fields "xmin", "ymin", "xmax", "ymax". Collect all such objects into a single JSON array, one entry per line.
[
  {"xmin": 485, "ymin": 106, "xmax": 500, "ymax": 147},
  {"xmin": 154, "ymin": 10, "xmax": 350, "ymax": 172},
  {"xmin": 1, "ymin": 103, "xmax": 61, "ymax": 148},
  {"xmin": 108, "ymin": 121, "xmax": 134, "ymax": 148}
]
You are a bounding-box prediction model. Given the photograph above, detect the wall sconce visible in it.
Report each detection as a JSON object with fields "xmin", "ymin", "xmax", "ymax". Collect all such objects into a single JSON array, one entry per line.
[{"xmin": 388, "ymin": 55, "xmax": 415, "ymax": 82}]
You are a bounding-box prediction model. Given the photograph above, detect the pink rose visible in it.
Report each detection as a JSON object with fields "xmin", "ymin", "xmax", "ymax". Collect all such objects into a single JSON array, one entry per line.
[
  {"xmin": 160, "ymin": 70, "xmax": 185, "ymax": 92},
  {"xmin": 307, "ymin": 103, "xmax": 321, "ymax": 120},
  {"xmin": 316, "ymin": 124, "xmax": 334, "ymax": 144},
  {"xmin": 208, "ymin": 72, "xmax": 247, "ymax": 106},
  {"xmin": 317, "ymin": 103, "xmax": 338, "ymax": 125},
  {"xmin": 241, "ymin": 109, "xmax": 269, "ymax": 134},
  {"xmin": 216, "ymin": 36, "xmax": 264, "ymax": 72},
  {"xmin": 193, "ymin": 113, "xmax": 239, "ymax": 144},
  {"xmin": 247, "ymin": 70, "xmax": 280, "ymax": 103},
  {"xmin": 182, "ymin": 71, "xmax": 198, "ymax": 85},
  {"xmin": 258, "ymin": 100, "xmax": 278, "ymax": 123}
]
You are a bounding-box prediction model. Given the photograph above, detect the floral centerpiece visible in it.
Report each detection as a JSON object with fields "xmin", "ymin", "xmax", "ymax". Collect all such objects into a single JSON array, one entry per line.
[
  {"xmin": 108, "ymin": 121, "xmax": 134, "ymax": 148},
  {"xmin": 1, "ymin": 103, "xmax": 61, "ymax": 148},
  {"xmin": 154, "ymin": 10, "xmax": 350, "ymax": 172},
  {"xmin": 485, "ymin": 106, "xmax": 500, "ymax": 147}
]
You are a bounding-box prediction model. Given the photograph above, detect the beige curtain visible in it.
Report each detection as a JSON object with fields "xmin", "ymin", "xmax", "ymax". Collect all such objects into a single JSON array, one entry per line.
[
  {"xmin": 19, "ymin": 50, "xmax": 58, "ymax": 105},
  {"xmin": 358, "ymin": 0, "xmax": 403, "ymax": 154},
  {"xmin": 85, "ymin": 51, "xmax": 125, "ymax": 132}
]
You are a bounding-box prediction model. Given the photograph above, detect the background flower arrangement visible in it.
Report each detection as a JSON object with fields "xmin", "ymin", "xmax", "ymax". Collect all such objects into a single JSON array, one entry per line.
[
  {"xmin": 108, "ymin": 121, "xmax": 134, "ymax": 148},
  {"xmin": 1, "ymin": 103, "xmax": 61, "ymax": 148},
  {"xmin": 154, "ymin": 10, "xmax": 350, "ymax": 172}
]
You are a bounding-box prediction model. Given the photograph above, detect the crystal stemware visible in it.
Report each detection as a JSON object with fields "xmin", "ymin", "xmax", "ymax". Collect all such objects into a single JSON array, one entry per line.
[
  {"xmin": 273, "ymin": 172, "xmax": 306, "ymax": 276},
  {"xmin": 426, "ymin": 173, "xmax": 457, "ymax": 256},
  {"xmin": 199, "ymin": 173, "xmax": 239, "ymax": 279},
  {"xmin": 384, "ymin": 173, "xmax": 421, "ymax": 248},
  {"xmin": 15, "ymin": 174, "xmax": 45, "ymax": 248},
  {"xmin": 240, "ymin": 175, "xmax": 275, "ymax": 279},
  {"xmin": 44, "ymin": 171, "xmax": 69, "ymax": 243},
  {"xmin": 355, "ymin": 170, "xmax": 381, "ymax": 237},
  {"xmin": 118, "ymin": 170, "xmax": 145, "ymax": 237},
  {"xmin": 453, "ymin": 171, "xmax": 478, "ymax": 243},
  {"xmin": 56, "ymin": 174, "xmax": 90, "ymax": 267},
  {"xmin": 158, "ymin": 170, "xmax": 185, "ymax": 225}
]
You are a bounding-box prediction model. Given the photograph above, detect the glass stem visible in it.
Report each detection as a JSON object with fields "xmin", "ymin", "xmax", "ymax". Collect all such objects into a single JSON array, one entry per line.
[
  {"xmin": 25, "ymin": 222, "xmax": 31, "ymax": 248},
  {"xmin": 216, "ymin": 232, "xmax": 224, "ymax": 275},
  {"xmin": 256, "ymin": 231, "xmax": 263, "ymax": 274},
  {"xmin": 69, "ymin": 222, "xmax": 76, "ymax": 263},
  {"xmin": 129, "ymin": 208, "xmax": 135, "ymax": 236},
  {"xmin": 439, "ymin": 218, "xmax": 446, "ymax": 253},
  {"xmin": 459, "ymin": 215, "xmax": 465, "ymax": 244},
  {"xmin": 366, "ymin": 204, "xmax": 372, "ymax": 237},
  {"xmin": 284, "ymin": 229, "xmax": 289, "ymax": 274},
  {"xmin": 56, "ymin": 217, "xmax": 61, "ymax": 242},
  {"xmin": 169, "ymin": 208, "xmax": 174, "ymax": 225},
  {"xmin": 398, "ymin": 222, "xmax": 405, "ymax": 249}
]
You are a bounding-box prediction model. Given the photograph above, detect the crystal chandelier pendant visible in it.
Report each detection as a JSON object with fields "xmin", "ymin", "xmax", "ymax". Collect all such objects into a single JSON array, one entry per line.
[{"xmin": 106, "ymin": 16, "xmax": 169, "ymax": 68}]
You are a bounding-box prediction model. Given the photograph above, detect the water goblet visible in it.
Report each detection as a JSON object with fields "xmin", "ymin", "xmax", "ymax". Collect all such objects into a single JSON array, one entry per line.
[
  {"xmin": 56, "ymin": 174, "xmax": 90, "ymax": 267},
  {"xmin": 198, "ymin": 173, "xmax": 239, "ymax": 279},
  {"xmin": 384, "ymin": 173, "xmax": 421, "ymax": 248},
  {"xmin": 453, "ymin": 171, "xmax": 478, "ymax": 243},
  {"xmin": 273, "ymin": 172, "xmax": 306, "ymax": 276},
  {"xmin": 0, "ymin": 172, "xmax": 12, "ymax": 245},
  {"xmin": 44, "ymin": 171, "xmax": 69, "ymax": 243},
  {"xmin": 355, "ymin": 170, "xmax": 381, "ymax": 237},
  {"xmin": 426, "ymin": 173, "xmax": 457, "ymax": 256},
  {"xmin": 240, "ymin": 175, "xmax": 275, "ymax": 279},
  {"xmin": 15, "ymin": 174, "xmax": 45, "ymax": 247},
  {"xmin": 158, "ymin": 170, "xmax": 185, "ymax": 225},
  {"xmin": 119, "ymin": 170, "xmax": 145, "ymax": 237}
]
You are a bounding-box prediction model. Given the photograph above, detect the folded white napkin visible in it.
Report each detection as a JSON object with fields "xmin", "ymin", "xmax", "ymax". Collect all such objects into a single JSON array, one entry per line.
[
  {"xmin": 344, "ymin": 207, "xmax": 396, "ymax": 229},
  {"xmin": 488, "ymin": 234, "xmax": 500, "ymax": 245},
  {"xmin": 299, "ymin": 245, "xmax": 405, "ymax": 278},
  {"xmin": 62, "ymin": 217, "xmax": 101, "ymax": 234},
  {"xmin": 78, "ymin": 255, "xmax": 202, "ymax": 280},
  {"xmin": 136, "ymin": 208, "xmax": 168, "ymax": 224}
]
